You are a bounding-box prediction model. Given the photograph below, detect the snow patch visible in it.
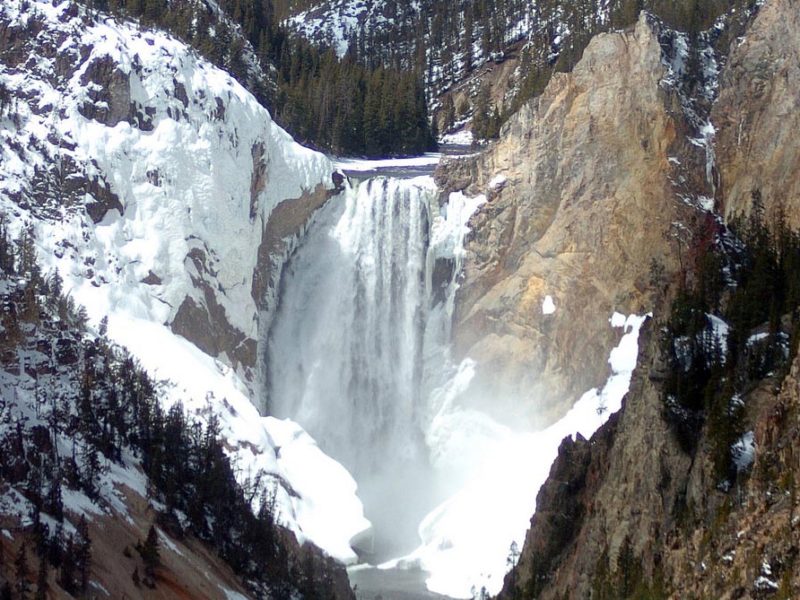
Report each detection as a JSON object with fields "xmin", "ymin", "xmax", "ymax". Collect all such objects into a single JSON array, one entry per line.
[
  {"xmin": 732, "ymin": 431, "xmax": 755, "ymax": 473},
  {"xmin": 542, "ymin": 295, "xmax": 556, "ymax": 315},
  {"xmin": 489, "ymin": 174, "xmax": 508, "ymax": 191},
  {"xmin": 158, "ymin": 529, "xmax": 185, "ymax": 557},
  {"xmin": 440, "ymin": 129, "xmax": 474, "ymax": 146},
  {"xmin": 219, "ymin": 586, "xmax": 250, "ymax": 600}
]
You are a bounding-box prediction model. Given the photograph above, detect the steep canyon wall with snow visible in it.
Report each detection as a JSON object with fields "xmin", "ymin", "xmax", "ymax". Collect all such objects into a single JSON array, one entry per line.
[
  {"xmin": 0, "ymin": 0, "xmax": 369, "ymax": 576},
  {"xmin": 440, "ymin": 13, "xmax": 697, "ymax": 428}
]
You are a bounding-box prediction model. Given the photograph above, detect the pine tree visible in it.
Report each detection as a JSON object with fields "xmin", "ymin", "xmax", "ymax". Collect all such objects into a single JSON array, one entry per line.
[
  {"xmin": 34, "ymin": 558, "xmax": 47, "ymax": 600},
  {"xmin": 60, "ymin": 537, "xmax": 76, "ymax": 594},
  {"xmin": 140, "ymin": 525, "xmax": 160, "ymax": 578},
  {"xmin": 15, "ymin": 543, "xmax": 30, "ymax": 600},
  {"xmin": 76, "ymin": 516, "xmax": 92, "ymax": 592}
]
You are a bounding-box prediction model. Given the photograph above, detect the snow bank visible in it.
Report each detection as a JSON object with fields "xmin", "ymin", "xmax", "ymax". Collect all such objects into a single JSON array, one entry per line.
[
  {"xmin": 401, "ymin": 313, "xmax": 650, "ymax": 598},
  {"xmin": 441, "ymin": 129, "xmax": 475, "ymax": 146},
  {"xmin": 0, "ymin": 0, "xmax": 367, "ymax": 563},
  {"xmin": 542, "ymin": 295, "xmax": 556, "ymax": 315},
  {"xmin": 334, "ymin": 153, "xmax": 442, "ymax": 172}
]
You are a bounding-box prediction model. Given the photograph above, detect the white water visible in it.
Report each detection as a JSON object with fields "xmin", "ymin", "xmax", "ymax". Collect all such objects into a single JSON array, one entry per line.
[
  {"xmin": 265, "ymin": 166, "xmax": 649, "ymax": 599},
  {"xmin": 267, "ymin": 175, "xmax": 478, "ymax": 559}
]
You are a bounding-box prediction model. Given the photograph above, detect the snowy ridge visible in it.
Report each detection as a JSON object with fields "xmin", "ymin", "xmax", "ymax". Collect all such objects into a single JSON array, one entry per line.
[
  {"xmin": 0, "ymin": 0, "xmax": 368, "ymax": 562},
  {"xmin": 0, "ymin": 0, "xmax": 330, "ymax": 342}
]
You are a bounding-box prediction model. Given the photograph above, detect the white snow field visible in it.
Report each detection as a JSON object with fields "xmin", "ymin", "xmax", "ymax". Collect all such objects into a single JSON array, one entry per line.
[{"xmin": 0, "ymin": 0, "xmax": 369, "ymax": 562}]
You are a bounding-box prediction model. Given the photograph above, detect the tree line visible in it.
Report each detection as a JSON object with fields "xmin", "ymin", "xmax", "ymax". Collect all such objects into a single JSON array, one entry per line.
[
  {"xmin": 78, "ymin": 0, "xmax": 436, "ymax": 156},
  {"xmin": 660, "ymin": 192, "xmax": 800, "ymax": 484}
]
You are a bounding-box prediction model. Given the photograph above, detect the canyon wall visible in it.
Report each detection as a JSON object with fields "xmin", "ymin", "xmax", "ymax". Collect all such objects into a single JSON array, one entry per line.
[
  {"xmin": 495, "ymin": 1, "xmax": 800, "ymax": 597},
  {"xmin": 442, "ymin": 13, "xmax": 702, "ymax": 428}
]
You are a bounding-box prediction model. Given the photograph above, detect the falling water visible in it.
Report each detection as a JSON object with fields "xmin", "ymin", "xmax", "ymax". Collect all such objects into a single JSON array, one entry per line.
[{"xmin": 266, "ymin": 175, "xmax": 454, "ymax": 558}]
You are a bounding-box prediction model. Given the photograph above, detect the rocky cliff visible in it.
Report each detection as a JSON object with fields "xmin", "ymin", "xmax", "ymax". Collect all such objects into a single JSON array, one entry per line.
[
  {"xmin": 490, "ymin": 0, "xmax": 800, "ymax": 597},
  {"xmin": 715, "ymin": 0, "xmax": 800, "ymax": 229},
  {"xmin": 503, "ymin": 321, "xmax": 800, "ymax": 599},
  {"xmin": 440, "ymin": 13, "xmax": 707, "ymax": 429}
]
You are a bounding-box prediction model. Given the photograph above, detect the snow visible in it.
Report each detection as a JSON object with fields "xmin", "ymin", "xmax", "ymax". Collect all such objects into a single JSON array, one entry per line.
[
  {"xmin": 62, "ymin": 488, "xmax": 105, "ymax": 518},
  {"xmin": 732, "ymin": 431, "xmax": 755, "ymax": 473},
  {"xmin": 219, "ymin": 586, "xmax": 250, "ymax": 600},
  {"xmin": 103, "ymin": 315, "xmax": 370, "ymax": 563},
  {"xmin": 489, "ymin": 174, "xmax": 508, "ymax": 191},
  {"xmin": 399, "ymin": 313, "xmax": 649, "ymax": 598},
  {"xmin": 707, "ymin": 314, "xmax": 730, "ymax": 355},
  {"xmin": 266, "ymin": 418, "xmax": 371, "ymax": 561},
  {"xmin": 697, "ymin": 196, "xmax": 715, "ymax": 211},
  {"xmin": 0, "ymin": 0, "xmax": 368, "ymax": 564},
  {"xmin": 747, "ymin": 332, "xmax": 770, "ymax": 346},
  {"xmin": 542, "ymin": 295, "xmax": 556, "ymax": 315},
  {"xmin": 89, "ymin": 581, "xmax": 111, "ymax": 596},
  {"xmin": 334, "ymin": 153, "xmax": 441, "ymax": 172},
  {"xmin": 158, "ymin": 529, "xmax": 185, "ymax": 557},
  {"xmin": 754, "ymin": 576, "xmax": 779, "ymax": 592},
  {"xmin": 440, "ymin": 129, "xmax": 474, "ymax": 146}
]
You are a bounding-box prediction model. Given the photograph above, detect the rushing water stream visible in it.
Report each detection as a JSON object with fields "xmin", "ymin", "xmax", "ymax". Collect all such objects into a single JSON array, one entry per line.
[{"xmin": 267, "ymin": 172, "xmax": 448, "ymax": 560}]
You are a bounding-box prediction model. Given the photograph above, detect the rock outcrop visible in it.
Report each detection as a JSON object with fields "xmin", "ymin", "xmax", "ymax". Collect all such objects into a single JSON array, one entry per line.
[
  {"xmin": 443, "ymin": 14, "xmax": 697, "ymax": 428},
  {"xmin": 715, "ymin": 0, "xmax": 800, "ymax": 228},
  {"xmin": 497, "ymin": 1, "xmax": 800, "ymax": 597}
]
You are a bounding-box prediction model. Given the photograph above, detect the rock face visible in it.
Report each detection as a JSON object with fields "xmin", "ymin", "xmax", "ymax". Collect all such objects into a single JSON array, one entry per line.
[
  {"xmin": 496, "ymin": 1, "xmax": 800, "ymax": 597},
  {"xmin": 444, "ymin": 14, "xmax": 693, "ymax": 428},
  {"xmin": 715, "ymin": 0, "xmax": 800, "ymax": 228},
  {"xmin": 501, "ymin": 323, "xmax": 692, "ymax": 598},
  {"xmin": 503, "ymin": 323, "xmax": 800, "ymax": 599}
]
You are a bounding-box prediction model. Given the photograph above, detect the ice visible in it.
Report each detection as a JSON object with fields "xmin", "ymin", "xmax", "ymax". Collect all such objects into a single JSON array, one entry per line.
[
  {"xmin": 542, "ymin": 295, "xmax": 556, "ymax": 315},
  {"xmin": 405, "ymin": 313, "xmax": 650, "ymax": 598},
  {"xmin": 0, "ymin": 0, "xmax": 367, "ymax": 563}
]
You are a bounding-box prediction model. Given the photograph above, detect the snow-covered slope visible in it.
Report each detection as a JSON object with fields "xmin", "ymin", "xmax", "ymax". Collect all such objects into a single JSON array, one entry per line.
[{"xmin": 0, "ymin": 0, "xmax": 367, "ymax": 562}]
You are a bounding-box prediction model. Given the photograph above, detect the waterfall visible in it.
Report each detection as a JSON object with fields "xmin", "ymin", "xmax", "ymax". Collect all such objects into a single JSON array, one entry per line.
[{"xmin": 266, "ymin": 174, "xmax": 464, "ymax": 557}]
